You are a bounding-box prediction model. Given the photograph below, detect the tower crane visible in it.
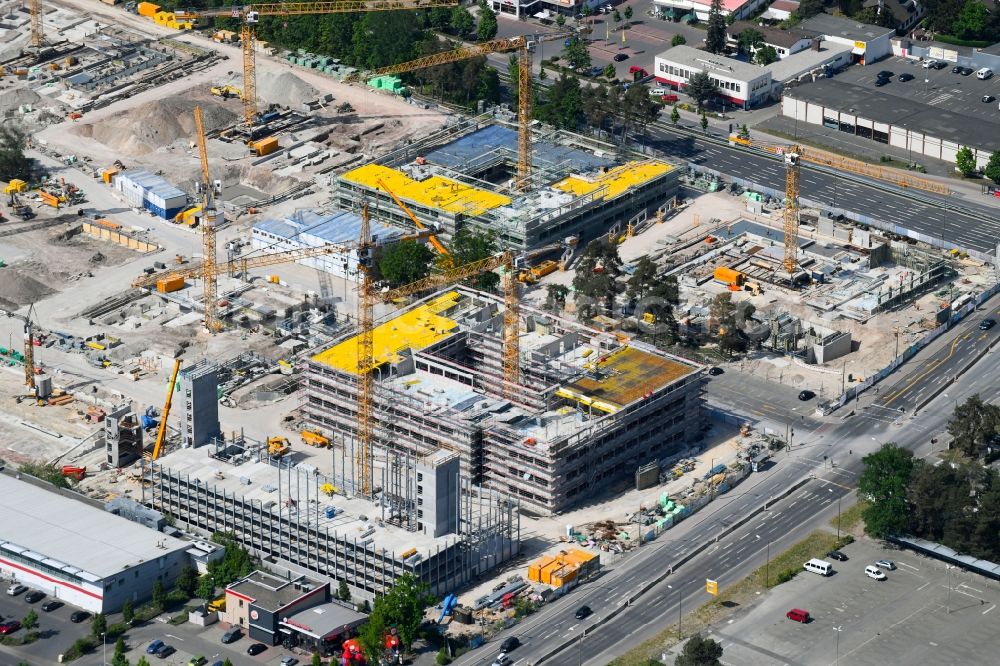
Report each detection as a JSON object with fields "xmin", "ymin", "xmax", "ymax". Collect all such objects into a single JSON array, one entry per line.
[
  {"xmin": 783, "ymin": 147, "xmax": 800, "ymax": 274},
  {"xmin": 30, "ymin": 0, "xmax": 43, "ymax": 49},
  {"xmin": 375, "ymin": 178, "xmax": 450, "ymax": 260},
  {"xmin": 348, "ymin": 34, "xmax": 568, "ymax": 191},
  {"xmin": 150, "ymin": 358, "xmax": 182, "ymax": 461},
  {"xmin": 180, "ymin": 0, "xmax": 456, "ymax": 127},
  {"xmin": 193, "ymin": 106, "xmax": 222, "ymax": 332},
  {"xmin": 2, "ymin": 305, "xmax": 39, "ymax": 394},
  {"xmin": 353, "ymin": 205, "xmax": 520, "ymax": 496}
]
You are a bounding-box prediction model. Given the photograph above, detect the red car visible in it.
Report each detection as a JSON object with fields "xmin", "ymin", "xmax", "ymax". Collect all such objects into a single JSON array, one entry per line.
[
  {"xmin": 0, "ymin": 620, "xmax": 21, "ymax": 635},
  {"xmin": 661, "ymin": 94, "xmax": 679, "ymax": 103}
]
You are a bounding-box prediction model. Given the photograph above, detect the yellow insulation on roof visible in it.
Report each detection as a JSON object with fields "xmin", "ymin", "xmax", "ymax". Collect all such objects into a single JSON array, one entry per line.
[
  {"xmin": 553, "ymin": 161, "xmax": 674, "ymax": 201},
  {"xmin": 341, "ymin": 164, "xmax": 511, "ymax": 216}
]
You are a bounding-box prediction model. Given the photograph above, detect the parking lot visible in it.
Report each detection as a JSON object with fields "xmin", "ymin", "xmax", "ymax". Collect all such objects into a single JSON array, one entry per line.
[
  {"xmin": 710, "ymin": 538, "xmax": 1000, "ymax": 665},
  {"xmin": 835, "ymin": 56, "xmax": 1000, "ymax": 121}
]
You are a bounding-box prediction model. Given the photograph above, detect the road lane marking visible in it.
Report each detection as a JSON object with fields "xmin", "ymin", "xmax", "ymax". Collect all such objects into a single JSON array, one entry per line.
[
  {"xmin": 984, "ymin": 605, "xmax": 995, "ymax": 615},
  {"xmin": 917, "ymin": 582, "xmax": 930, "ymax": 591},
  {"xmin": 883, "ymin": 336, "xmax": 961, "ymax": 406},
  {"xmin": 900, "ymin": 562, "xmax": 919, "ymax": 571},
  {"xmin": 961, "ymin": 584, "xmax": 983, "ymax": 593}
]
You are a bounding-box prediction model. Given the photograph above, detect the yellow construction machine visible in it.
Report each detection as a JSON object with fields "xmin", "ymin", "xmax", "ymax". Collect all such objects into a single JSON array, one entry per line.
[
  {"xmin": 267, "ymin": 436, "xmax": 291, "ymax": 458},
  {"xmin": 301, "ymin": 430, "xmax": 331, "ymax": 448},
  {"xmin": 210, "ymin": 85, "xmax": 243, "ymax": 100}
]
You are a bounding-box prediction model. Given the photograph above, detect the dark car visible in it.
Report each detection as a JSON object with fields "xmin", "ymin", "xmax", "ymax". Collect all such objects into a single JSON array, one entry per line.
[
  {"xmin": 155, "ymin": 644, "xmax": 176, "ymax": 659},
  {"xmin": 952, "ymin": 65, "xmax": 963, "ymax": 73},
  {"xmin": 708, "ymin": 367, "xmax": 724, "ymax": 376},
  {"xmin": 70, "ymin": 610, "xmax": 90, "ymax": 623},
  {"xmin": 961, "ymin": 66, "xmax": 975, "ymax": 75},
  {"xmin": 980, "ymin": 319, "xmax": 996, "ymax": 330},
  {"xmin": 24, "ymin": 590, "xmax": 45, "ymax": 603},
  {"xmin": 0, "ymin": 620, "xmax": 21, "ymax": 635},
  {"xmin": 798, "ymin": 390, "xmax": 815, "ymax": 401},
  {"xmin": 984, "ymin": 95, "xmax": 996, "ymax": 103},
  {"xmin": 221, "ymin": 627, "xmax": 242, "ymax": 644},
  {"xmin": 877, "ymin": 70, "xmax": 894, "ymax": 79},
  {"xmin": 40, "ymin": 600, "xmax": 63, "ymax": 612},
  {"xmin": 247, "ymin": 643, "xmax": 268, "ymax": 656},
  {"xmin": 613, "ymin": 53, "xmax": 629, "ymax": 62},
  {"xmin": 874, "ymin": 77, "xmax": 889, "ymax": 87},
  {"xmin": 500, "ymin": 636, "xmax": 520, "ymax": 653},
  {"xmin": 933, "ymin": 61, "xmax": 947, "ymax": 69},
  {"xmin": 898, "ymin": 72, "xmax": 914, "ymax": 81},
  {"xmin": 147, "ymin": 640, "xmax": 165, "ymax": 655},
  {"xmin": 828, "ymin": 550, "xmax": 849, "ymax": 561},
  {"xmin": 588, "ymin": 66, "xmax": 604, "ymax": 77},
  {"xmin": 575, "ymin": 605, "xmax": 592, "ymax": 620}
]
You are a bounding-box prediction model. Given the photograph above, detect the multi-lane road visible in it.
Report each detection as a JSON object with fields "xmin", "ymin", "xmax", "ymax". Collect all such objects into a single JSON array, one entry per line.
[{"xmin": 457, "ymin": 299, "xmax": 1000, "ymax": 666}]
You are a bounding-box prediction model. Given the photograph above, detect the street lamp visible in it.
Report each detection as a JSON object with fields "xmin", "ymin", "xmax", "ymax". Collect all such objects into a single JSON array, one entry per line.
[
  {"xmin": 756, "ymin": 534, "xmax": 771, "ymax": 587},
  {"xmin": 667, "ymin": 583, "xmax": 683, "ymax": 640},
  {"xmin": 833, "ymin": 625, "xmax": 843, "ymax": 666},
  {"xmin": 829, "ymin": 488, "xmax": 842, "ymax": 541},
  {"xmin": 101, "ymin": 631, "xmax": 107, "ymax": 666},
  {"xmin": 947, "ymin": 564, "xmax": 956, "ymax": 613}
]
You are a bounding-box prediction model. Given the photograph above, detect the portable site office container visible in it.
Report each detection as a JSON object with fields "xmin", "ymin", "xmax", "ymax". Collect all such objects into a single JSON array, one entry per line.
[
  {"xmin": 803, "ymin": 558, "xmax": 832, "ymax": 576},
  {"xmin": 147, "ymin": 184, "xmax": 187, "ymax": 214}
]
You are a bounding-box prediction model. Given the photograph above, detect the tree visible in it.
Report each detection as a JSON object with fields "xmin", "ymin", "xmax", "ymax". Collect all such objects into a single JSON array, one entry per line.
[
  {"xmin": 604, "ymin": 63, "xmax": 616, "ymax": 79},
  {"xmin": 556, "ymin": 13, "xmax": 566, "ymax": 27},
  {"xmin": 675, "ymin": 633, "xmax": 724, "ymax": 666},
  {"xmin": 428, "ymin": 6, "xmax": 451, "ymax": 29},
  {"xmin": 671, "ymin": 34, "xmax": 686, "ymax": 46},
  {"xmin": 91, "ymin": 612, "xmax": 107, "ymax": 640},
  {"xmin": 947, "ymin": 394, "xmax": 1000, "ymax": 458},
  {"xmin": 573, "ymin": 239, "xmax": 622, "ymax": 318},
  {"xmin": 955, "ymin": 146, "xmax": 977, "ymax": 177},
  {"xmin": 705, "ymin": 0, "xmax": 727, "ymax": 54},
  {"xmin": 670, "ymin": 105, "xmax": 680, "ymax": 125},
  {"xmin": 700, "ymin": 111, "xmax": 709, "ymax": 132},
  {"xmin": 176, "ymin": 565, "xmax": 198, "ymax": 597},
  {"xmin": 562, "ymin": 37, "xmax": 592, "ymax": 71},
  {"xmin": 985, "ymin": 151, "xmax": 1000, "ymax": 185},
  {"xmin": 613, "ymin": 9, "xmax": 622, "ymax": 25},
  {"xmin": 359, "ymin": 574, "xmax": 434, "ymax": 662},
  {"xmin": 755, "ymin": 45, "xmax": 778, "ymax": 65},
  {"xmin": 152, "ymin": 580, "xmax": 166, "ymax": 609},
  {"xmin": 122, "ymin": 599, "xmax": 134, "ymax": 625},
  {"xmin": 624, "ymin": 6, "xmax": 633, "ymax": 23},
  {"xmin": 686, "ymin": 71, "xmax": 718, "ymax": 110},
  {"xmin": 794, "ymin": 0, "xmax": 824, "ymax": 19},
  {"xmin": 737, "ymin": 124, "xmax": 750, "ymax": 140},
  {"xmin": 627, "ymin": 257, "xmax": 658, "ymax": 302},
  {"xmin": 951, "ymin": 0, "xmax": 989, "ymax": 40},
  {"xmin": 379, "ymin": 239, "xmax": 435, "ymax": 287},
  {"xmin": 138, "ymin": 658, "xmax": 152, "ymax": 666},
  {"xmin": 222, "ymin": 661, "xmax": 233, "ymax": 666},
  {"xmin": 736, "ymin": 27, "xmax": 764, "ymax": 55},
  {"xmin": 449, "ymin": 6, "xmax": 474, "ymax": 35},
  {"xmin": 537, "ymin": 74, "xmax": 584, "ymax": 130},
  {"xmin": 112, "ymin": 655, "xmax": 130, "ymax": 666},
  {"xmin": 709, "ymin": 292, "xmax": 741, "ymax": 356},
  {"xmin": 858, "ymin": 443, "xmax": 916, "ymax": 538},
  {"xmin": 0, "ymin": 124, "xmax": 33, "ymax": 182},
  {"xmin": 447, "ymin": 228, "xmax": 499, "ymax": 291},
  {"xmin": 620, "ymin": 83, "xmax": 662, "ymax": 143},
  {"xmin": 477, "ymin": 8, "xmax": 498, "ymax": 41},
  {"xmin": 22, "ymin": 608, "xmax": 38, "ymax": 631},
  {"xmin": 545, "ymin": 284, "xmax": 570, "ymax": 312},
  {"xmin": 312, "ymin": 653, "xmax": 323, "ymax": 666},
  {"xmin": 114, "ymin": 636, "xmax": 126, "ymax": 657},
  {"xmin": 196, "ymin": 574, "xmax": 216, "ymax": 601}
]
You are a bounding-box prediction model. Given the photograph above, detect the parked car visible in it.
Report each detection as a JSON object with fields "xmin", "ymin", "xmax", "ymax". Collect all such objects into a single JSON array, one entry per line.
[
  {"xmin": 70, "ymin": 610, "xmax": 90, "ymax": 623},
  {"xmin": 865, "ymin": 565, "xmax": 887, "ymax": 581},
  {"xmin": 875, "ymin": 559, "xmax": 897, "ymax": 570},
  {"xmin": 874, "ymin": 77, "xmax": 889, "ymax": 87},
  {"xmin": 932, "ymin": 60, "xmax": 947, "ymax": 69},
  {"xmin": 661, "ymin": 94, "xmax": 679, "ymax": 103},
  {"xmin": 786, "ymin": 608, "xmax": 810, "ymax": 623},
  {"xmin": 24, "ymin": 590, "xmax": 45, "ymax": 603},
  {"xmin": 210, "ymin": 662, "xmax": 225, "ymax": 666},
  {"xmin": 146, "ymin": 640, "xmax": 165, "ymax": 655},
  {"xmin": 155, "ymin": 645, "xmax": 176, "ymax": 659},
  {"xmin": 575, "ymin": 605, "xmax": 592, "ymax": 619},
  {"xmin": 280, "ymin": 657, "xmax": 299, "ymax": 666},
  {"xmin": 952, "ymin": 65, "xmax": 963, "ymax": 73},
  {"xmin": 798, "ymin": 390, "xmax": 815, "ymax": 401},
  {"xmin": 960, "ymin": 66, "xmax": 975, "ymax": 75},
  {"xmin": 188, "ymin": 657, "xmax": 208, "ymax": 666},
  {"xmin": 877, "ymin": 70, "xmax": 894, "ymax": 79},
  {"xmin": 649, "ymin": 87, "xmax": 666, "ymax": 96},
  {"xmin": 247, "ymin": 643, "xmax": 268, "ymax": 656},
  {"xmin": 922, "ymin": 59, "xmax": 938, "ymax": 68},
  {"xmin": 898, "ymin": 73, "xmax": 914, "ymax": 81},
  {"xmin": 40, "ymin": 600, "xmax": 63, "ymax": 612},
  {"xmin": 708, "ymin": 367, "xmax": 724, "ymax": 376},
  {"xmin": 0, "ymin": 620, "xmax": 21, "ymax": 635},
  {"xmin": 984, "ymin": 95, "xmax": 996, "ymax": 103},
  {"xmin": 828, "ymin": 550, "xmax": 848, "ymax": 561},
  {"xmin": 500, "ymin": 636, "xmax": 520, "ymax": 653},
  {"xmin": 492, "ymin": 655, "xmax": 513, "ymax": 666},
  {"xmin": 6, "ymin": 584, "xmax": 26, "ymax": 596},
  {"xmin": 980, "ymin": 319, "xmax": 996, "ymax": 330},
  {"xmin": 221, "ymin": 627, "xmax": 242, "ymax": 644},
  {"xmin": 613, "ymin": 53, "xmax": 629, "ymax": 62}
]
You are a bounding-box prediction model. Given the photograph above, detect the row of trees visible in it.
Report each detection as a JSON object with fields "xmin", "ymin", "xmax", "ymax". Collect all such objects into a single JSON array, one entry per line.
[
  {"xmin": 915, "ymin": 0, "xmax": 1000, "ymax": 42},
  {"xmin": 956, "ymin": 148, "xmax": 1000, "ymax": 184}
]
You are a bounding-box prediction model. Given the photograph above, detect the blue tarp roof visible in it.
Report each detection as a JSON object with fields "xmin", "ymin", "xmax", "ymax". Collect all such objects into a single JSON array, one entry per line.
[{"xmin": 422, "ymin": 125, "xmax": 615, "ymax": 174}]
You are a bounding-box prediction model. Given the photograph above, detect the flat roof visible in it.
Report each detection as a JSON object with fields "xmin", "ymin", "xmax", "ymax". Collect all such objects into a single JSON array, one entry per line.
[
  {"xmin": 765, "ymin": 45, "xmax": 852, "ymax": 82},
  {"xmin": 553, "ymin": 161, "xmax": 674, "ymax": 201},
  {"xmin": 729, "ymin": 21, "xmax": 819, "ymax": 48},
  {"xmin": 784, "ymin": 78, "xmax": 1000, "ymax": 151},
  {"xmin": 799, "ymin": 14, "xmax": 895, "ymax": 42},
  {"xmin": 341, "ymin": 164, "xmax": 511, "ymax": 216},
  {"xmin": 656, "ymin": 45, "xmax": 769, "ymax": 81},
  {"xmin": 311, "ymin": 291, "xmax": 462, "ymax": 375},
  {"xmin": 281, "ymin": 602, "xmax": 366, "ymax": 638},
  {"xmin": 228, "ymin": 570, "xmax": 325, "ymax": 611},
  {"xmin": 254, "ymin": 209, "xmax": 402, "ymax": 247},
  {"xmin": 0, "ymin": 474, "xmax": 188, "ymax": 580}
]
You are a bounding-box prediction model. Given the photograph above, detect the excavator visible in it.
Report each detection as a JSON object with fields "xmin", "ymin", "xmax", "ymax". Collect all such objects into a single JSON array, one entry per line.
[
  {"xmin": 210, "ymin": 85, "xmax": 243, "ymax": 100},
  {"xmin": 267, "ymin": 436, "xmax": 291, "ymax": 459}
]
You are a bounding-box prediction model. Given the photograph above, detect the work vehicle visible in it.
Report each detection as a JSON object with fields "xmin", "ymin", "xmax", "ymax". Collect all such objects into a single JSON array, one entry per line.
[
  {"xmin": 221, "ymin": 627, "xmax": 242, "ymax": 644},
  {"xmin": 248, "ymin": 643, "xmax": 268, "ymax": 656},
  {"xmin": 803, "ymin": 558, "xmax": 833, "ymax": 576},
  {"xmin": 146, "ymin": 640, "xmax": 165, "ymax": 654},
  {"xmin": 575, "ymin": 605, "xmax": 592, "ymax": 619},
  {"xmin": 267, "ymin": 436, "xmax": 291, "ymax": 459},
  {"xmin": 500, "ymin": 636, "xmax": 520, "ymax": 653},
  {"xmin": 865, "ymin": 565, "xmax": 887, "ymax": 580},
  {"xmin": 6, "ymin": 584, "xmax": 26, "ymax": 596},
  {"xmin": 786, "ymin": 608, "xmax": 810, "ymax": 623},
  {"xmin": 24, "ymin": 590, "xmax": 45, "ymax": 603},
  {"xmin": 828, "ymin": 550, "xmax": 848, "ymax": 561},
  {"xmin": 41, "ymin": 600, "xmax": 63, "ymax": 612},
  {"xmin": 207, "ymin": 596, "xmax": 226, "ymax": 612},
  {"xmin": 875, "ymin": 559, "xmax": 896, "ymax": 570}
]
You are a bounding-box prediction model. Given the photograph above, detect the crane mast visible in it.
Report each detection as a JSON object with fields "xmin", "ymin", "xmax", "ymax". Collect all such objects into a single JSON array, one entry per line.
[
  {"xmin": 356, "ymin": 204, "xmax": 376, "ymax": 497},
  {"xmin": 783, "ymin": 147, "xmax": 800, "ymax": 275},
  {"xmin": 30, "ymin": 0, "xmax": 43, "ymax": 48},
  {"xmin": 194, "ymin": 106, "xmax": 221, "ymax": 332}
]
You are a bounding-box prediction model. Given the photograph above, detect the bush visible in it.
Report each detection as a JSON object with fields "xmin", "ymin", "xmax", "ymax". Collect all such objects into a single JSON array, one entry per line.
[
  {"xmin": 22, "ymin": 631, "xmax": 39, "ymax": 644},
  {"xmin": 168, "ymin": 610, "xmax": 189, "ymax": 625},
  {"xmin": 64, "ymin": 636, "xmax": 98, "ymax": 660},
  {"xmin": 836, "ymin": 535, "xmax": 855, "ymax": 547},
  {"xmin": 436, "ymin": 649, "xmax": 452, "ymax": 665},
  {"xmin": 775, "ymin": 569, "xmax": 798, "ymax": 584},
  {"xmin": 106, "ymin": 622, "xmax": 129, "ymax": 638}
]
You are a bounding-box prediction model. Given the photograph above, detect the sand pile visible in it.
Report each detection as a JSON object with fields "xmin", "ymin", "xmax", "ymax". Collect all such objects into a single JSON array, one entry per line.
[
  {"xmin": 0, "ymin": 269, "xmax": 56, "ymax": 308},
  {"xmin": 252, "ymin": 71, "xmax": 319, "ymax": 107},
  {"xmin": 72, "ymin": 98, "xmax": 237, "ymax": 156}
]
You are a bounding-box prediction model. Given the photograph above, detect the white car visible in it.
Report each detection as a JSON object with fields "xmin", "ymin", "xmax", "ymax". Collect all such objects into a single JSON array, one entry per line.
[
  {"xmin": 922, "ymin": 59, "xmax": 938, "ymax": 68},
  {"xmin": 6, "ymin": 584, "xmax": 26, "ymax": 596},
  {"xmin": 865, "ymin": 565, "xmax": 887, "ymax": 581},
  {"xmin": 649, "ymin": 87, "xmax": 666, "ymax": 96},
  {"xmin": 875, "ymin": 559, "xmax": 896, "ymax": 571},
  {"xmin": 492, "ymin": 655, "xmax": 513, "ymax": 666}
]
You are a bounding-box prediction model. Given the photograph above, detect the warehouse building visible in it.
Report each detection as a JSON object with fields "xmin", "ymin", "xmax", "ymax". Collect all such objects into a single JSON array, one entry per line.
[
  {"xmin": 781, "ymin": 79, "xmax": 999, "ymax": 169},
  {"xmin": 655, "ymin": 45, "xmax": 773, "ymax": 109},
  {"xmin": 251, "ymin": 209, "xmax": 404, "ymax": 280},
  {"xmin": 0, "ymin": 475, "xmax": 189, "ymax": 613},
  {"xmin": 799, "ymin": 14, "xmax": 894, "ymax": 65},
  {"xmin": 335, "ymin": 124, "xmax": 680, "ymax": 252},
  {"xmin": 112, "ymin": 169, "xmax": 188, "ymax": 220},
  {"xmin": 303, "ymin": 287, "xmax": 704, "ymax": 516}
]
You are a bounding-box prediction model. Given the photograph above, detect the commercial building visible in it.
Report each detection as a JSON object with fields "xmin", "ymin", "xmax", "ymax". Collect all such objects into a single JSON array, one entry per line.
[
  {"xmin": 223, "ymin": 571, "xmax": 365, "ymax": 651},
  {"xmin": 654, "ymin": 45, "xmax": 773, "ymax": 109},
  {"xmin": 251, "ymin": 210, "xmax": 404, "ymax": 281},
  {"xmin": 334, "ymin": 124, "xmax": 680, "ymax": 252},
  {"xmin": 781, "ymin": 78, "xmax": 1000, "ymax": 169},
  {"xmin": 0, "ymin": 475, "xmax": 189, "ymax": 613},
  {"xmin": 651, "ymin": 0, "xmax": 771, "ymax": 21},
  {"xmin": 727, "ymin": 22, "xmax": 820, "ymax": 59},
  {"xmin": 303, "ymin": 286, "xmax": 704, "ymax": 516},
  {"xmin": 799, "ymin": 14, "xmax": 894, "ymax": 64}
]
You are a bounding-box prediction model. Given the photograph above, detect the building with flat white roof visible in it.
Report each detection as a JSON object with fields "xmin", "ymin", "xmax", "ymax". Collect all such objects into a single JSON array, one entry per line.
[
  {"xmin": 652, "ymin": 0, "xmax": 770, "ymax": 21},
  {"xmin": 799, "ymin": 14, "xmax": 894, "ymax": 65},
  {"xmin": 654, "ymin": 45, "xmax": 773, "ymax": 109},
  {"xmin": 0, "ymin": 475, "xmax": 189, "ymax": 613}
]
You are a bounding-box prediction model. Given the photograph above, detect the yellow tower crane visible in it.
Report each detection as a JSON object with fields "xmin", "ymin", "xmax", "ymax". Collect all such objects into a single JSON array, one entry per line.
[
  {"xmin": 375, "ymin": 178, "xmax": 451, "ymax": 259},
  {"xmin": 182, "ymin": 0, "xmax": 456, "ymax": 127},
  {"xmin": 150, "ymin": 358, "xmax": 182, "ymax": 461},
  {"xmin": 30, "ymin": 0, "xmax": 43, "ymax": 49},
  {"xmin": 353, "ymin": 204, "xmax": 520, "ymax": 496},
  {"xmin": 783, "ymin": 146, "xmax": 800, "ymax": 274},
  {"xmin": 193, "ymin": 106, "xmax": 222, "ymax": 332},
  {"xmin": 2, "ymin": 305, "xmax": 38, "ymax": 395},
  {"xmin": 349, "ymin": 34, "xmax": 568, "ymax": 191}
]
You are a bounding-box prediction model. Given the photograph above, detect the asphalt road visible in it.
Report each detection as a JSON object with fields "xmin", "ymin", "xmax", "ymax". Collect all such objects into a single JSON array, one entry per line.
[{"xmin": 645, "ymin": 125, "xmax": 1000, "ymax": 256}]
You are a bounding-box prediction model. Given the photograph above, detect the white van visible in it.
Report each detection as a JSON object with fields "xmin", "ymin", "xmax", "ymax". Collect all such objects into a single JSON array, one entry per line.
[
  {"xmin": 865, "ymin": 565, "xmax": 887, "ymax": 580},
  {"xmin": 803, "ymin": 558, "xmax": 833, "ymax": 576},
  {"xmin": 976, "ymin": 68, "xmax": 994, "ymax": 80}
]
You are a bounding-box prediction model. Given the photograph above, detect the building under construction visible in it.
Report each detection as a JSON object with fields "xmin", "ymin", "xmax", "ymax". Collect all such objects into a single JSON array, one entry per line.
[
  {"xmin": 335, "ymin": 123, "xmax": 681, "ymax": 252},
  {"xmin": 303, "ymin": 287, "xmax": 704, "ymax": 516}
]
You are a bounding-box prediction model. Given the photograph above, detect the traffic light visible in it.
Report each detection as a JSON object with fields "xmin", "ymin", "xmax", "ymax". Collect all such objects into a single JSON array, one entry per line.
[{"xmin": 706, "ymin": 579, "xmax": 718, "ymax": 596}]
